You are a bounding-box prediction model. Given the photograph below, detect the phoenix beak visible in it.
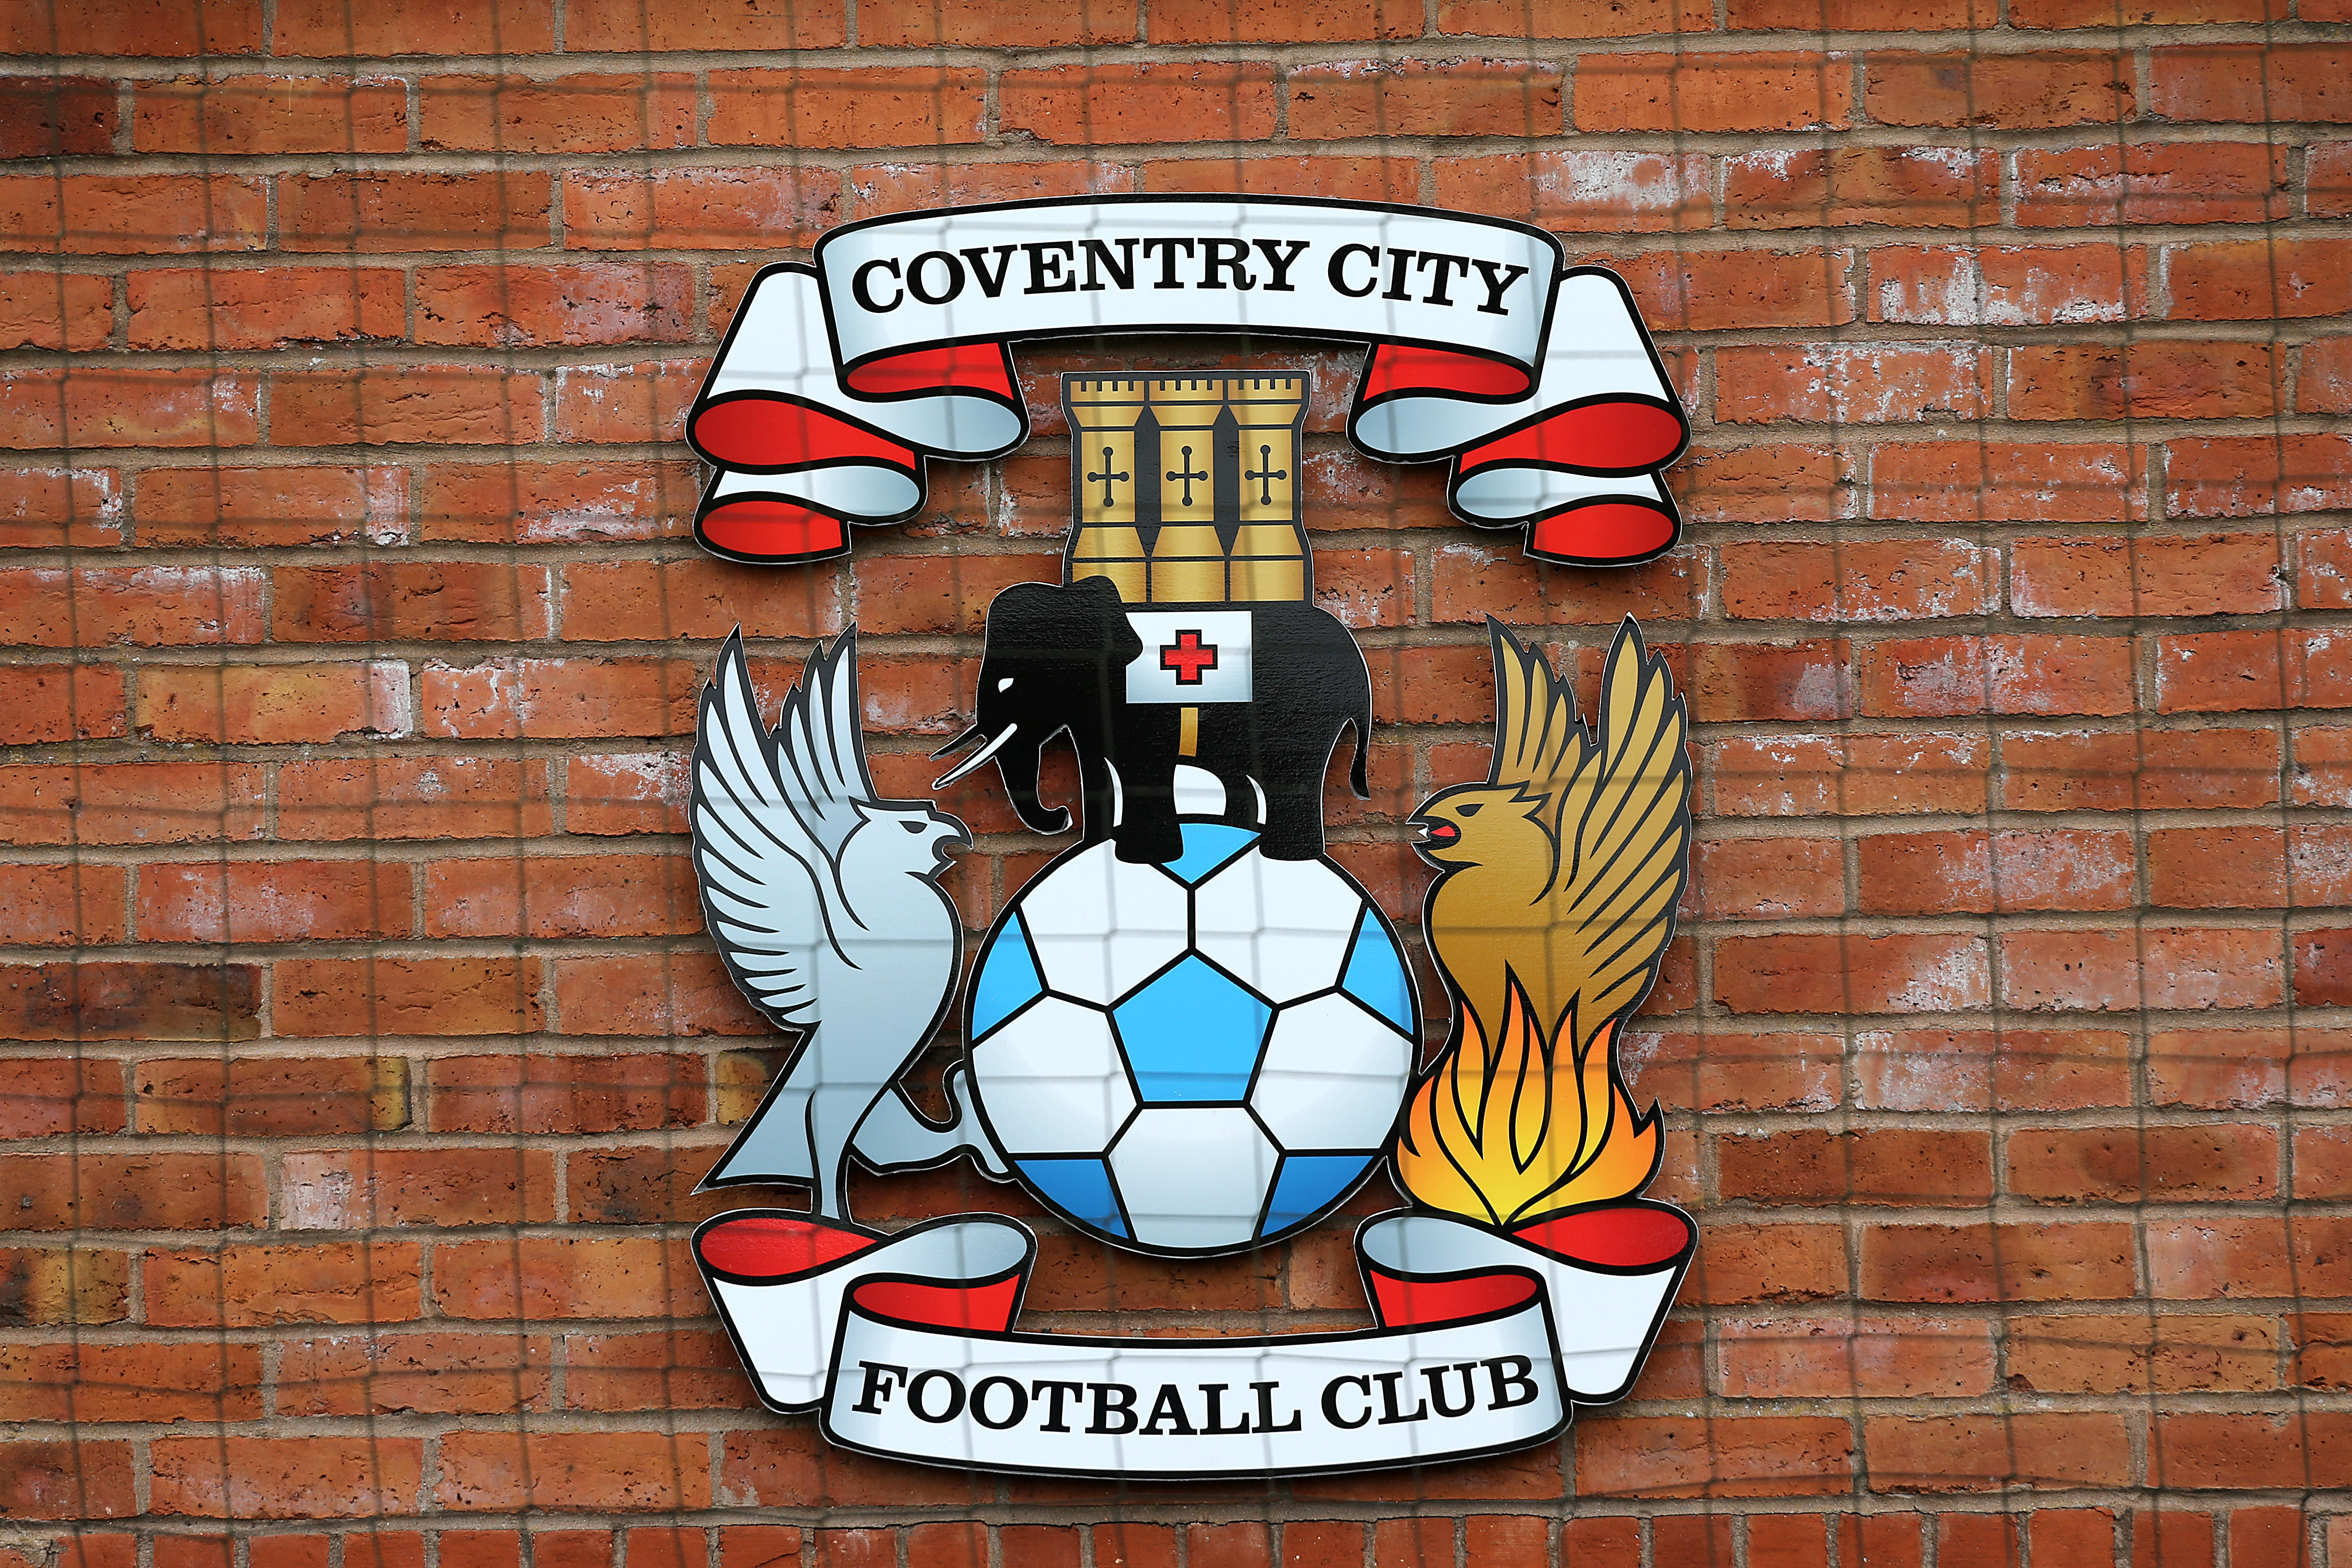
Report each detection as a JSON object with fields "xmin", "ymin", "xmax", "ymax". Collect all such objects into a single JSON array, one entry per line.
[{"xmin": 931, "ymin": 723, "xmax": 1016, "ymax": 789}]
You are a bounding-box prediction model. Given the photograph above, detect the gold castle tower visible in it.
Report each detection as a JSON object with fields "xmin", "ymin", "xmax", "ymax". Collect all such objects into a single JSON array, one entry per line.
[{"xmin": 1062, "ymin": 373, "xmax": 1312, "ymax": 604}]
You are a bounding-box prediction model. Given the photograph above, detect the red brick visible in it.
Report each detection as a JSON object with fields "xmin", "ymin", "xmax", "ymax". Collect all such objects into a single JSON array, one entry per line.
[
  {"xmin": 1575, "ymin": 1415, "xmax": 1854, "ymax": 1497},
  {"xmin": 1680, "ymin": 640, "xmax": 1845, "ymax": 723},
  {"xmin": 0, "ymin": 175, "xmax": 266, "ymax": 254},
  {"xmin": 0, "ymin": 1055, "xmax": 125, "ymax": 1134},
  {"xmin": 2010, "ymin": 341, "xmax": 2281, "ymax": 420},
  {"xmin": 565, "ymin": 751, "xmax": 687, "ymax": 836},
  {"xmin": 855, "ymin": 158, "xmax": 1139, "ymax": 215},
  {"xmin": 136, "ymin": 464, "xmax": 404, "ymax": 547},
  {"xmin": 2011, "ymin": 532, "xmax": 2284, "ymax": 617},
  {"xmin": 275, "ymin": 957, "xmax": 541, "ymax": 1038},
  {"xmin": 565, "ymin": 0, "xmax": 844, "ymax": 48},
  {"xmin": 719, "ymin": 1528, "xmax": 805, "ymax": 1568},
  {"xmin": 551, "ymin": 953, "xmax": 766, "ymax": 1037},
  {"xmin": 270, "ymin": 0, "xmax": 550, "ymax": 51},
  {"xmin": 1286, "ymin": 60, "xmax": 1556, "ymax": 141},
  {"xmin": 2029, "ymin": 1513, "xmax": 2117, "ymax": 1564},
  {"xmin": 2148, "ymin": 824, "xmax": 2287, "ymax": 908},
  {"xmin": 3, "ymin": 0, "xmax": 257, "ymax": 50},
  {"xmin": 429, "ymin": 1053, "xmax": 705, "ymax": 1135},
  {"xmin": 281, "ymin": 1147, "xmax": 557, "ymax": 1229},
  {"xmin": 272, "ymin": 562, "xmax": 550, "ymax": 643},
  {"xmin": 276, "ymin": 172, "xmax": 551, "ymax": 253},
  {"xmin": 0, "ymin": 462, "xmax": 121, "ymax": 548},
  {"xmin": 0, "ymin": 1341, "xmax": 261, "ymax": 1423},
  {"xmin": 2008, "ymin": 1312, "xmax": 2279, "ymax": 1395},
  {"xmin": 135, "ymin": 1055, "xmax": 407, "ymax": 1135},
  {"xmin": 708, "ymin": 68, "xmax": 987, "ymax": 148},
  {"xmin": 1720, "ymin": 538, "xmax": 1987, "ymax": 620},
  {"xmin": 145, "ymin": 1242, "xmax": 423, "ymax": 1327},
  {"xmin": 419, "ymin": 459, "xmax": 694, "ymax": 543},
  {"xmin": 126, "ymin": 266, "xmax": 404, "ymax": 351},
  {"xmin": 1870, "ymin": 242, "xmax": 2149, "ymax": 326},
  {"xmin": 1857, "ymin": 828, "xmax": 2133, "ymax": 913},
  {"xmin": 2167, "ymin": 435, "xmax": 2352, "ymax": 518},
  {"xmin": 1724, "ymin": 147, "xmax": 1996, "ymax": 230},
  {"xmin": 2153, "ymin": 1413, "xmax": 2352, "ymax": 1490},
  {"xmin": 2299, "ymin": 338, "xmax": 2352, "ymax": 415},
  {"xmin": 1869, "ymin": 442, "xmax": 2146, "ymax": 523},
  {"xmin": 420, "ymin": 73, "xmax": 696, "ymax": 153},
  {"xmin": 0, "ymin": 77, "xmax": 110, "ymax": 157},
  {"xmin": 861, "ymin": 0, "xmax": 1125, "ymax": 43},
  {"xmin": 1588, "ymin": 249, "xmax": 1854, "ymax": 333},
  {"xmin": 151, "ymin": 1436, "xmax": 423, "ymax": 1519},
  {"xmin": 1437, "ymin": 0, "xmax": 1709, "ymax": 33},
  {"xmin": 1714, "ymin": 932, "xmax": 1989, "ymax": 1015},
  {"xmin": 416, "ymin": 263, "xmax": 693, "ymax": 348},
  {"xmin": 1715, "ymin": 345, "xmax": 1989, "ymax": 427},
  {"xmin": 1576, "ymin": 50, "xmax": 1847, "ymax": 132},
  {"xmin": 2009, "ymin": 1124, "xmax": 2280, "ymax": 1203},
  {"xmin": 1437, "ymin": 151, "xmax": 1710, "ymax": 231},
  {"xmin": 1719, "ymin": 1315, "xmax": 1993, "ymax": 1399},
  {"xmin": 137, "ymin": 661, "xmax": 409, "ymax": 744},
  {"xmin": 1728, "ymin": 0, "xmax": 1982, "ymax": 22},
  {"xmin": 0, "ymin": 270, "xmax": 111, "ymax": 349},
  {"xmin": 1688, "ymin": 836, "xmax": 1843, "ymax": 920},
  {"xmin": 1852, "ymin": 635, "xmax": 2134, "ymax": 718},
  {"xmin": 2167, "ymin": 238, "xmax": 2352, "ymax": 322},
  {"xmin": 1866, "ymin": 49, "xmax": 2129, "ymax": 127},
  {"xmin": 0, "ymin": 663, "xmax": 125, "ymax": 742},
  {"xmin": 280, "ymin": 1333, "xmax": 550, "ymax": 1418},
  {"xmin": 434, "ymin": 1236, "xmax": 704, "ymax": 1321},
  {"xmin": 2149, "ymin": 42, "xmax": 2352, "ymax": 123},
  {"xmin": 420, "ymin": 656, "xmax": 698, "ymax": 740},
  {"xmin": 0, "ymin": 1151, "xmax": 264, "ymax": 1231},
  {"xmin": 424, "ymin": 855, "xmax": 699, "ymax": 940},
  {"xmin": 563, "ymin": 168, "xmax": 844, "ymax": 251},
  {"xmin": 2003, "ymin": 924, "xmax": 2283, "ymax": 1012},
  {"xmin": 0, "ymin": 1440, "xmax": 134, "ymax": 1519},
  {"xmin": 1, "ymin": 563, "xmax": 269, "ymax": 648},
  {"xmin": 1000, "ymin": 65, "xmax": 1279, "ymax": 144},
  {"xmin": 2297, "ymin": 728, "xmax": 2352, "ymax": 807},
  {"xmin": 0, "ymin": 761, "xmax": 266, "ymax": 845},
  {"xmin": 1860, "ymin": 1221, "xmax": 2137, "ymax": 1302},
  {"xmin": 0, "ymin": 1246, "xmax": 130, "ymax": 1323},
  {"xmin": 277, "ymin": 756, "xmax": 553, "ymax": 841},
  {"xmin": 137, "ymin": 854, "xmax": 410, "ymax": 944},
  {"xmin": 1869, "ymin": 1414, "xmax": 2132, "ymax": 1492},
  {"xmin": 1855, "ymin": 1027, "xmax": 2132, "ymax": 1113},
  {"xmin": 1718, "ymin": 1129, "xmax": 1993, "ymax": 1206},
  {"xmin": 2227, "ymin": 1511, "xmax": 2308, "ymax": 1568},
  {"xmin": 2016, "ymin": 142, "xmax": 2289, "ymax": 227},
  {"xmin": 1712, "ymin": 732, "xmax": 1987, "ymax": 817},
  {"xmin": 134, "ymin": 73, "xmax": 407, "ymax": 153},
  {"xmin": 564, "ymin": 1328, "xmax": 751, "ymax": 1409},
  {"xmin": 0, "ymin": 959, "xmax": 258, "ymax": 1040},
  {"xmin": 1153, "ymin": 0, "xmax": 1421, "ymax": 38},
  {"xmin": 273, "ymin": 367, "xmax": 548, "ymax": 447},
  {"xmin": 566, "ymin": 557, "xmax": 841, "ymax": 642},
  {"xmin": 0, "ymin": 368, "xmax": 260, "ymax": 449}
]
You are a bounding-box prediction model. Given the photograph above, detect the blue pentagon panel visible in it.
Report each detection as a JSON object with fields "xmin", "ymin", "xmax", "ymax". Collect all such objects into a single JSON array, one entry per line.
[
  {"xmin": 1260, "ymin": 1153, "xmax": 1378, "ymax": 1236},
  {"xmin": 1339, "ymin": 908, "xmax": 1416, "ymax": 1033},
  {"xmin": 1014, "ymin": 1156, "xmax": 1129, "ymax": 1240},
  {"xmin": 1113, "ymin": 953, "xmax": 1274, "ymax": 1104},
  {"xmin": 969, "ymin": 913, "xmax": 1046, "ymax": 1040},
  {"xmin": 1159, "ymin": 821, "xmax": 1257, "ymax": 887}
]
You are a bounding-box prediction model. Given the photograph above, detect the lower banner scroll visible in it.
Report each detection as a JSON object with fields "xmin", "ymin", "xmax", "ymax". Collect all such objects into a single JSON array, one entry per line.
[{"xmin": 694, "ymin": 1203, "xmax": 1695, "ymax": 1478}]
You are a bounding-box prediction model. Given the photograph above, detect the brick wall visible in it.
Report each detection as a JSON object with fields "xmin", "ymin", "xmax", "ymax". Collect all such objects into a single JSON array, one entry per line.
[{"xmin": 2, "ymin": 0, "xmax": 2349, "ymax": 1563}]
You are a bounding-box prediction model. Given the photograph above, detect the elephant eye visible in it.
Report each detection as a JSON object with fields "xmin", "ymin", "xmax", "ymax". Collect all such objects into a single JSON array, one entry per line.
[
  {"xmin": 996, "ymin": 677, "xmax": 1014, "ymax": 691},
  {"xmin": 1457, "ymin": 802, "xmax": 1484, "ymax": 817}
]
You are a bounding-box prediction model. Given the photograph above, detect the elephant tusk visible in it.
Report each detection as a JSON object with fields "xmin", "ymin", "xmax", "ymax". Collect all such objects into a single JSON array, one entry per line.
[
  {"xmin": 931, "ymin": 724, "xmax": 1018, "ymax": 789},
  {"xmin": 930, "ymin": 723, "xmax": 982, "ymax": 760}
]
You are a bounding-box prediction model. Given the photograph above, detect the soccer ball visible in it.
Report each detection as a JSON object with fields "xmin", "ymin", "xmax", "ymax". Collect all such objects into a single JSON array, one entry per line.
[{"xmin": 965, "ymin": 822, "xmax": 1420, "ymax": 1256}]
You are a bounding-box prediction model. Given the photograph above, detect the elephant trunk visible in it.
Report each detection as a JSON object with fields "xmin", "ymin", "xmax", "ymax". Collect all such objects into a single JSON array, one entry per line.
[{"xmin": 995, "ymin": 731, "xmax": 1071, "ymax": 835}]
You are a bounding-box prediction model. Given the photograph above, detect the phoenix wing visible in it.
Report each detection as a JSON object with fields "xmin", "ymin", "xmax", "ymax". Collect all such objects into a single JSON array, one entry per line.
[
  {"xmin": 690, "ymin": 629, "xmax": 872, "ymax": 1032},
  {"xmin": 1541, "ymin": 618, "xmax": 1693, "ymax": 1056}
]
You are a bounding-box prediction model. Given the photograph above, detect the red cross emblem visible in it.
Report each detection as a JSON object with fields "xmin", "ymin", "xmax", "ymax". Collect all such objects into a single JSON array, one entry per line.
[{"xmin": 1160, "ymin": 629, "xmax": 1219, "ymax": 685}]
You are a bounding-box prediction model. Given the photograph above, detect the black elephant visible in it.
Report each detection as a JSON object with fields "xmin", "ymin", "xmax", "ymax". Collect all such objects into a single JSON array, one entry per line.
[{"xmin": 933, "ymin": 576, "xmax": 1372, "ymax": 864}]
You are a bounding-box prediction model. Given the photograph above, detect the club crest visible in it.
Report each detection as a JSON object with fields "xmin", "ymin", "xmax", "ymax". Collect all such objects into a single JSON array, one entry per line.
[{"xmin": 677, "ymin": 195, "xmax": 1697, "ymax": 1480}]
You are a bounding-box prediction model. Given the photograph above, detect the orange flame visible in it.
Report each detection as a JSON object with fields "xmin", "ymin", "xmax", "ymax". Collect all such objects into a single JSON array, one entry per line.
[{"xmin": 1393, "ymin": 974, "xmax": 1661, "ymax": 1229}]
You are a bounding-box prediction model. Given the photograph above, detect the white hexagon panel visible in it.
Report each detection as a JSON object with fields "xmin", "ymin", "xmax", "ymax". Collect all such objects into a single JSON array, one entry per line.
[
  {"xmin": 1192, "ymin": 850, "xmax": 1368, "ymax": 1004},
  {"xmin": 1107, "ymin": 1105, "xmax": 1280, "ymax": 1253},
  {"xmin": 969, "ymin": 996, "xmax": 1137, "ymax": 1157},
  {"xmin": 1252, "ymin": 992, "xmax": 1416, "ymax": 1153},
  {"xmin": 1017, "ymin": 840, "xmax": 1192, "ymax": 1006}
]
